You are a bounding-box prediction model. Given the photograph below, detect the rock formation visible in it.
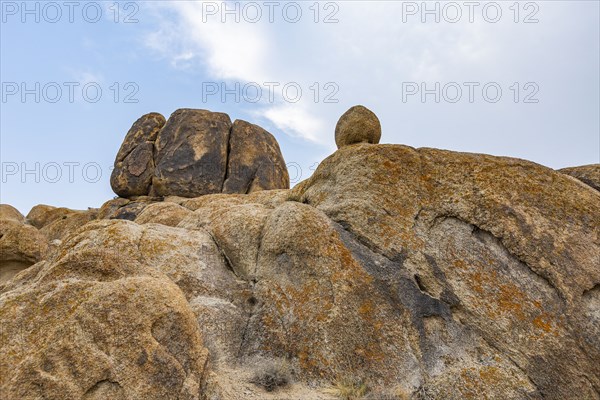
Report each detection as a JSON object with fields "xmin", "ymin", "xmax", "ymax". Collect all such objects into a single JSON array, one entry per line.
[
  {"xmin": 110, "ymin": 109, "xmax": 289, "ymax": 198},
  {"xmin": 1, "ymin": 107, "xmax": 599, "ymax": 399}
]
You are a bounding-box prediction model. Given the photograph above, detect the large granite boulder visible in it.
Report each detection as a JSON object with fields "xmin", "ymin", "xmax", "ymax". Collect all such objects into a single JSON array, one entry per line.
[
  {"xmin": 0, "ymin": 204, "xmax": 25, "ymax": 222},
  {"xmin": 110, "ymin": 109, "xmax": 289, "ymax": 198},
  {"xmin": 26, "ymin": 204, "xmax": 98, "ymax": 242}
]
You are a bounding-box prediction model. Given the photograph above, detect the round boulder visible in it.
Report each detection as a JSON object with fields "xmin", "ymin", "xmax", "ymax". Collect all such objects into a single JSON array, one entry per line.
[{"xmin": 334, "ymin": 105, "xmax": 381, "ymax": 148}]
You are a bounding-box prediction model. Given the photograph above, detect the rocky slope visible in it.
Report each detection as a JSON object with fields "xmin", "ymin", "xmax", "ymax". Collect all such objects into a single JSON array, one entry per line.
[{"xmin": 1, "ymin": 107, "xmax": 599, "ymax": 399}]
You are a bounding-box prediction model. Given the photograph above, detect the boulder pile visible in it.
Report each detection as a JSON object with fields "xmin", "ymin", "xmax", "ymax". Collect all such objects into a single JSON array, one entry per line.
[{"xmin": 111, "ymin": 109, "xmax": 290, "ymax": 198}]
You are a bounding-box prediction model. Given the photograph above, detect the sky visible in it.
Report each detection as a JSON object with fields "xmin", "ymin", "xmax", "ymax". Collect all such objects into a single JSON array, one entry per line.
[{"xmin": 1, "ymin": 0, "xmax": 599, "ymax": 214}]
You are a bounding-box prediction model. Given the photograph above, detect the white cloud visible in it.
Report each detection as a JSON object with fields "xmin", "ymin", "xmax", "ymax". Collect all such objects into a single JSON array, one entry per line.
[
  {"xmin": 140, "ymin": 1, "xmax": 599, "ymax": 167},
  {"xmin": 261, "ymin": 104, "xmax": 327, "ymax": 143},
  {"xmin": 143, "ymin": 1, "xmax": 270, "ymax": 82}
]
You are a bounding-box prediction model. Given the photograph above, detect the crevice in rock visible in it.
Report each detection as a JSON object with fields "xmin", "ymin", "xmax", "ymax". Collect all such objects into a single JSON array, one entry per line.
[
  {"xmin": 83, "ymin": 379, "xmax": 123, "ymax": 398},
  {"xmin": 582, "ymin": 283, "xmax": 600, "ymax": 298},
  {"xmin": 414, "ymin": 274, "xmax": 427, "ymax": 293},
  {"xmin": 582, "ymin": 374, "xmax": 600, "ymax": 397},
  {"xmin": 234, "ymin": 223, "xmax": 268, "ymax": 358},
  {"xmin": 253, "ymin": 218, "xmax": 267, "ymax": 278},
  {"xmin": 411, "ymin": 207, "xmax": 425, "ymax": 231},
  {"xmin": 203, "ymin": 229, "xmax": 241, "ymax": 281},
  {"xmin": 219, "ymin": 249, "xmax": 238, "ymax": 280},
  {"xmin": 422, "ymin": 254, "xmax": 461, "ymax": 308},
  {"xmin": 116, "ymin": 142, "xmax": 141, "ymax": 163},
  {"xmin": 135, "ymin": 227, "xmax": 148, "ymax": 267},
  {"xmin": 236, "ymin": 280, "xmax": 258, "ymax": 359},
  {"xmin": 244, "ymin": 166, "xmax": 260, "ymax": 195},
  {"xmin": 335, "ymin": 219, "xmax": 392, "ymax": 262},
  {"xmin": 220, "ymin": 124, "xmax": 233, "ymax": 192},
  {"xmin": 148, "ymin": 138, "xmax": 157, "ymax": 195}
]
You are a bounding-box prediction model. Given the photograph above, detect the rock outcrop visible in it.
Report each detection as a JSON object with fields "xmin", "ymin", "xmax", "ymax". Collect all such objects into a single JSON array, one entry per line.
[
  {"xmin": 560, "ymin": 163, "xmax": 600, "ymax": 191},
  {"xmin": 2, "ymin": 108, "xmax": 599, "ymax": 400},
  {"xmin": 110, "ymin": 109, "xmax": 289, "ymax": 198}
]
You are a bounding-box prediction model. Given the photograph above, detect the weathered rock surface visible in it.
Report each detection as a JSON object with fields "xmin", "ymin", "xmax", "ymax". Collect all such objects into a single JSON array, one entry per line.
[
  {"xmin": 0, "ymin": 220, "xmax": 209, "ymax": 399},
  {"xmin": 2, "ymin": 143, "xmax": 599, "ymax": 398},
  {"xmin": 110, "ymin": 109, "xmax": 289, "ymax": 199},
  {"xmin": 335, "ymin": 105, "xmax": 381, "ymax": 148},
  {"xmin": 560, "ymin": 163, "xmax": 600, "ymax": 191}
]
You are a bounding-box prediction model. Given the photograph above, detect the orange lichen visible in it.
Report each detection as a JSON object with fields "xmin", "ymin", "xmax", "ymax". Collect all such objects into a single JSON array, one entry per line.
[{"xmin": 452, "ymin": 253, "xmax": 559, "ymax": 339}]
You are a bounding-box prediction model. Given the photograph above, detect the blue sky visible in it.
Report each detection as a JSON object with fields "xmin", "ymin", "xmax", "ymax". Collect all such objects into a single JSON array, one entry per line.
[{"xmin": 1, "ymin": 1, "xmax": 599, "ymax": 214}]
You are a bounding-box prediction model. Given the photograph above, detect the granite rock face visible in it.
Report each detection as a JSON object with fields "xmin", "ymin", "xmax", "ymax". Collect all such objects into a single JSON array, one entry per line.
[
  {"xmin": 2, "ymin": 111, "xmax": 599, "ymax": 399},
  {"xmin": 110, "ymin": 109, "xmax": 289, "ymax": 199},
  {"xmin": 291, "ymin": 144, "xmax": 600, "ymax": 399}
]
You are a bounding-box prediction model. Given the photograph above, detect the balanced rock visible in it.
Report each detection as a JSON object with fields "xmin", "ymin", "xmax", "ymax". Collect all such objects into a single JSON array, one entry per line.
[
  {"xmin": 110, "ymin": 109, "xmax": 289, "ymax": 198},
  {"xmin": 335, "ymin": 105, "xmax": 381, "ymax": 148}
]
